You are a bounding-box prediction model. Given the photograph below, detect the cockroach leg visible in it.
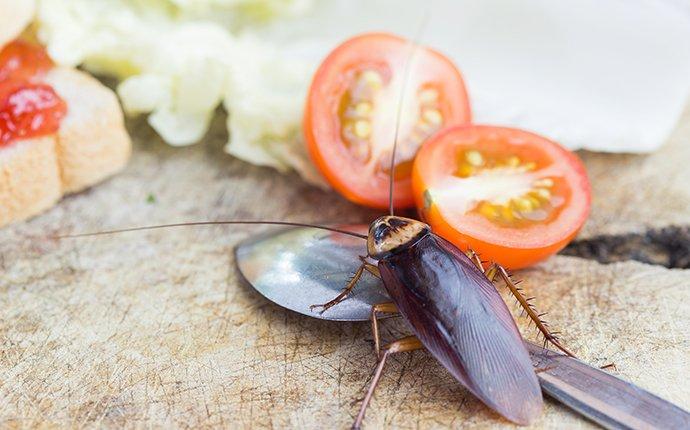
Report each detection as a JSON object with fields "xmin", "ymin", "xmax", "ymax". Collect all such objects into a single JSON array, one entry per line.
[
  {"xmin": 310, "ymin": 262, "xmax": 366, "ymax": 313},
  {"xmin": 467, "ymin": 249, "xmax": 501, "ymax": 281},
  {"xmin": 493, "ymin": 264, "xmax": 577, "ymax": 358},
  {"xmin": 359, "ymin": 256, "xmax": 381, "ymax": 278},
  {"xmin": 353, "ymin": 335, "xmax": 423, "ymax": 430},
  {"xmin": 484, "ymin": 265, "xmax": 498, "ymax": 282},
  {"xmin": 370, "ymin": 302, "xmax": 399, "ymax": 359},
  {"xmin": 465, "ymin": 249, "xmax": 485, "ymax": 272},
  {"xmin": 310, "ymin": 257, "xmax": 380, "ymax": 313}
]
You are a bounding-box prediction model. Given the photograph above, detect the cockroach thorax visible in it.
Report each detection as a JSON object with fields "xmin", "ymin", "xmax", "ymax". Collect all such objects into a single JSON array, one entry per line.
[{"xmin": 367, "ymin": 216, "xmax": 430, "ymax": 259}]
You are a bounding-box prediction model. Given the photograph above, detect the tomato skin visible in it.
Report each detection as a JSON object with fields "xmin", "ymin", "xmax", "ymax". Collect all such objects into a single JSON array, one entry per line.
[
  {"xmin": 304, "ymin": 33, "xmax": 471, "ymax": 209},
  {"xmin": 412, "ymin": 125, "xmax": 591, "ymax": 269}
]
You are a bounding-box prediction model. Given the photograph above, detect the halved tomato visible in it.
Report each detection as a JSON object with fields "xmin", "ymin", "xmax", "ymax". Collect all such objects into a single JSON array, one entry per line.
[
  {"xmin": 412, "ymin": 125, "xmax": 590, "ymax": 269},
  {"xmin": 304, "ymin": 33, "xmax": 471, "ymax": 209}
]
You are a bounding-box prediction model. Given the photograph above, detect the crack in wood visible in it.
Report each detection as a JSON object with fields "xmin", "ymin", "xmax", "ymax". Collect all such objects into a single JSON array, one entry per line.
[{"xmin": 562, "ymin": 226, "xmax": 690, "ymax": 269}]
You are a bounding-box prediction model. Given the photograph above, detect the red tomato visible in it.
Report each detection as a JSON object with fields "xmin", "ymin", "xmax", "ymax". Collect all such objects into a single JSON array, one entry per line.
[
  {"xmin": 0, "ymin": 81, "xmax": 67, "ymax": 146},
  {"xmin": 0, "ymin": 40, "xmax": 54, "ymax": 82},
  {"xmin": 304, "ymin": 33, "xmax": 471, "ymax": 209},
  {"xmin": 412, "ymin": 125, "xmax": 590, "ymax": 269}
]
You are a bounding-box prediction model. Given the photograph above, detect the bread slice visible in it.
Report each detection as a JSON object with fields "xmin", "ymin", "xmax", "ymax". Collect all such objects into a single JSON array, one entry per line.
[
  {"xmin": 0, "ymin": 4, "xmax": 131, "ymax": 227},
  {"xmin": 0, "ymin": 136, "xmax": 61, "ymax": 226},
  {"xmin": 44, "ymin": 67, "xmax": 131, "ymax": 193},
  {"xmin": 0, "ymin": 69, "xmax": 132, "ymax": 226},
  {"xmin": 0, "ymin": 0, "xmax": 35, "ymax": 50},
  {"xmin": 0, "ymin": 65, "xmax": 131, "ymax": 227}
]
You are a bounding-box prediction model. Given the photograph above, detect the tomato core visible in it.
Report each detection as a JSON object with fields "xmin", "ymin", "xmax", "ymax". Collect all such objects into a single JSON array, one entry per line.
[
  {"xmin": 337, "ymin": 69, "xmax": 446, "ymax": 175},
  {"xmin": 452, "ymin": 148, "xmax": 567, "ymax": 228}
]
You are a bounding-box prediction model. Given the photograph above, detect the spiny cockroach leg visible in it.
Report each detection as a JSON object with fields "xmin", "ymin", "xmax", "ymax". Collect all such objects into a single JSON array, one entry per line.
[
  {"xmin": 353, "ymin": 335, "xmax": 423, "ymax": 430},
  {"xmin": 370, "ymin": 302, "xmax": 399, "ymax": 359},
  {"xmin": 491, "ymin": 264, "xmax": 577, "ymax": 358},
  {"xmin": 465, "ymin": 249, "xmax": 485, "ymax": 272},
  {"xmin": 484, "ymin": 265, "xmax": 498, "ymax": 282},
  {"xmin": 310, "ymin": 262, "xmax": 366, "ymax": 313},
  {"xmin": 467, "ymin": 251, "xmax": 502, "ymax": 283}
]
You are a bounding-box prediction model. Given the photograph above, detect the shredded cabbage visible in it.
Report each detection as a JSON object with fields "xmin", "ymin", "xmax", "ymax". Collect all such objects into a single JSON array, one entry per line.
[{"xmin": 35, "ymin": 0, "xmax": 326, "ymax": 186}]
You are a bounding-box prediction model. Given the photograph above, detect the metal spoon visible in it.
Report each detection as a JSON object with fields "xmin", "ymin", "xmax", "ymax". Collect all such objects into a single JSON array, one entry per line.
[{"xmin": 235, "ymin": 224, "xmax": 389, "ymax": 321}]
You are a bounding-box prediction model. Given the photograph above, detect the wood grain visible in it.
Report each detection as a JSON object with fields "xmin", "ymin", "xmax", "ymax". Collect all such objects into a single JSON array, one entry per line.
[{"xmin": 0, "ymin": 112, "xmax": 689, "ymax": 429}]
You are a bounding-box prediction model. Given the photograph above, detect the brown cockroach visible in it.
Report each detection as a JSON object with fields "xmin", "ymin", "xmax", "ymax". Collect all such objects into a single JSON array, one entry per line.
[{"xmin": 59, "ymin": 36, "xmax": 577, "ymax": 429}]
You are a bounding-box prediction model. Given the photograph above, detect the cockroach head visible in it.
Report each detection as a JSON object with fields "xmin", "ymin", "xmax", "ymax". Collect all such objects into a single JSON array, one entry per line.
[{"xmin": 367, "ymin": 216, "xmax": 430, "ymax": 259}]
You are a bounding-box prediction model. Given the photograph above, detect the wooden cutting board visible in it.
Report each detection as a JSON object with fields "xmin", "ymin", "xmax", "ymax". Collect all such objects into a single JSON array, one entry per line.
[{"xmin": 1, "ymin": 111, "xmax": 689, "ymax": 429}]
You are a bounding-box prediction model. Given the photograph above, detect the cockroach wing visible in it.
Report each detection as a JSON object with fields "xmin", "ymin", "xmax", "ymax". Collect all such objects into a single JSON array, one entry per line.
[{"xmin": 378, "ymin": 233, "xmax": 543, "ymax": 425}]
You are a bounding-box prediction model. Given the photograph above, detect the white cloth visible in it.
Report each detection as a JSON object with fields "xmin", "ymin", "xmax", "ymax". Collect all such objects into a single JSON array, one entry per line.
[{"xmin": 263, "ymin": 0, "xmax": 690, "ymax": 153}]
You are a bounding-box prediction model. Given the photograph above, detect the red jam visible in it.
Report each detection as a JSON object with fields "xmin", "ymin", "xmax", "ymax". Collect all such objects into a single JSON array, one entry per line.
[
  {"xmin": 0, "ymin": 40, "xmax": 65, "ymax": 146},
  {"xmin": 0, "ymin": 40, "xmax": 54, "ymax": 81},
  {"xmin": 0, "ymin": 82, "xmax": 67, "ymax": 145}
]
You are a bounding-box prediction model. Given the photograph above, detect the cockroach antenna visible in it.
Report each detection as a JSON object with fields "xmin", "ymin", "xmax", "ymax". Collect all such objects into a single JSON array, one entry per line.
[
  {"xmin": 387, "ymin": 7, "xmax": 431, "ymax": 216},
  {"xmin": 55, "ymin": 221, "xmax": 367, "ymax": 240}
]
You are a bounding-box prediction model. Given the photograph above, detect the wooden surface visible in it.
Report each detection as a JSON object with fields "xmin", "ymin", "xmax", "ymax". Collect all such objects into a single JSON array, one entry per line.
[{"xmin": 1, "ymin": 110, "xmax": 689, "ymax": 429}]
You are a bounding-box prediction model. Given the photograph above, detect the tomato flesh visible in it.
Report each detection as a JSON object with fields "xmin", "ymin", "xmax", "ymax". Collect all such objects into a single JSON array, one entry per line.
[
  {"xmin": 412, "ymin": 125, "xmax": 590, "ymax": 269},
  {"xmin": 305, "ymin": 33, "xmax": 471, "ymax": 209}
]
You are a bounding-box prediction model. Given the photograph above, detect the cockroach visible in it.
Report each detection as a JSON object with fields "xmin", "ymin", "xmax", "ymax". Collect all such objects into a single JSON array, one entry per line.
[{"xmin": 58, "ymin": 37, "xmax": 578, "ymax": 430}]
